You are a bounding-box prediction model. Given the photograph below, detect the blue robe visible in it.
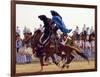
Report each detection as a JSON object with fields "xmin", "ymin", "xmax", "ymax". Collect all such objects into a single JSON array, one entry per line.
[{"xmin": 52, "ymin": 16, "xmax": 72, "ymax": 34}]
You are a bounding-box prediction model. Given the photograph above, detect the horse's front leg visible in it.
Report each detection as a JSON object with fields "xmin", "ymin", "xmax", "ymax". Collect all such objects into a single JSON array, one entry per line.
[
  {"xmin": 39, "ymin": 56, "xmax": 44, "ymax": 71},
  {"xmin": 51, "ymin": 55, "xmax": 59, "ymax": 66},
  {"xmin": 44, "ymin": 55, "xmax": 52, "ymax": 65}
]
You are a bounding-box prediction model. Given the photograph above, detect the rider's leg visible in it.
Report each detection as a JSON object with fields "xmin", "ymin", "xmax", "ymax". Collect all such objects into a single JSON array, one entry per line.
[
  {"xmin": 53, "ymin": 16, "xmax": 72, "ymax": 34},
  {"xmin": 60, "ymin": 26, "xmax": 72, "ymax": 34}
]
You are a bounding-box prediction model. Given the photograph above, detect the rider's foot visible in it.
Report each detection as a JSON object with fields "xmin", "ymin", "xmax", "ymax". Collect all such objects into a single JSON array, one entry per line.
[{"xmin": 68, "ymin": 29, "xmax": 72, "ymax": 33}]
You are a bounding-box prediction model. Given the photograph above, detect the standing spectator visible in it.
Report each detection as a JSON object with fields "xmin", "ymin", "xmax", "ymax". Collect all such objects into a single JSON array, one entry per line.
[
  {"xmin": 86, "ymin": 27, "xmax": 90, "ymax": 35},
  {"xmin": 24, "ymin": 44, "xmax": 33, "ymax": 63},
  {"xmin": 91, "ymin": 38, "xmax": 95, "ymax": 54},
  {"xmin": 16, "ymin": 26, "xmax": 21, "ymax": 35},
  {"xmin": 90, "ymin": 26, "xmax": 94, "ymax": 34},
  {"xmin": 81, "ymin": 24, "xmax": 87, "ymax": 49},
  {"xmin": 16, "ymin": 34, "xmax": 22, "ymax": 52},
  {"xmin": 74, "ymin": 26, "xmax": 80, "ymax": 42},
  {"xmin": 84, "ymin": 39, "xmax": 91, "ymax": 58},
  {"xmin": 79, "ymin": 36, "xmax": 85, "ymax": 49},
  {"xmin": 82, "ymin": 24, "xmax": 87, "ymax": 35},
  {"xmin": 86, "ymin": 27, "xmax": 90, "ymax": 40},
  {"xmin": 23, "ymin": 27, "xmax": 33, "ymax": 63},
  {"xmin": 75, "ymin": 26, "xmax": 80, "ymax": 34},
  {"xmin": 16, "ymin": 28, "xmax": 26, "ymax": 64},
  {"xmin": 23, "ymin": 26, "xmax": 29, "ymax": 34},
  {"xmin": 23, "ymin": 27, "xmax": 31, "ymax": 46},
  {"xmin": 90, "ymin": 32, "xmax": 95, "ymax": 57},
  {"xmin": 16, "ymin": 29, "xmax": 22, "ymax": 52},
  {"xmin": 17, "ymin": 46, "xmax": 26, "ymax": 64}
]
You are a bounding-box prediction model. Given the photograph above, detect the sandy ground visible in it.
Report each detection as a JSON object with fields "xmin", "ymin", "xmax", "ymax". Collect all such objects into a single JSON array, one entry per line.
[{"xmin": 16, "ymin": 60, "xmax": 95, "ymax": 73}]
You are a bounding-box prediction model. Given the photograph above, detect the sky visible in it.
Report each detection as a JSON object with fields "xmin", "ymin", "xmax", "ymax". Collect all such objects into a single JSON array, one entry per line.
[{"xmin": 16, "ymin": 4, "xmax": 95, "ymax": 38}]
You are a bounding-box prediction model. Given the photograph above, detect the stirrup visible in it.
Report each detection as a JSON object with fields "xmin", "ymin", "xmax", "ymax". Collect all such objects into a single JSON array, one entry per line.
[{"xmin": 37, "ymin": 43, "xmax": 43, "ymax": 48}]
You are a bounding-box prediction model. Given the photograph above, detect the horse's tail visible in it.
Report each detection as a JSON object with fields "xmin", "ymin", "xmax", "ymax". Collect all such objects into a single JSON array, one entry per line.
[{"xmin": 72, "ymin": 47, "xmax": 89, "ymax": 63}]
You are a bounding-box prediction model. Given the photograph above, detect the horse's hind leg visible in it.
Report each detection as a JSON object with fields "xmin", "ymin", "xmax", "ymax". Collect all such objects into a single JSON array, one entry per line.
[
  {"xmin": 51, "ymin": 55, "xmax": 59, "ymax": 66},
  {"xmin": 67, "ymin": 54, "xmax": 74, "ymax": 64},
  {"xmin": 66, "ymin": 54, "xmax": 74, "ymax": 68},
  {"xmin": 76, "ymin": 51, "xmax": 89, "ymax": 63},
  {"xmin": 44, "ymin": 55, "xmax": 51, "ymax": 65},
  {"xmin": 61, "ymin": 54, "xmax": 74, "ymax": 69},
  {"xmin": 61, "ymin": 58, "xmax": 69, "ymax": 69}
]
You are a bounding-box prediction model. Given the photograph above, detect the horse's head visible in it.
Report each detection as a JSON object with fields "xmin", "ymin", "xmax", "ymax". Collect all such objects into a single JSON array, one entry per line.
[
  {"xmin": 38, "ymin": 15, "xmax": 53, "ymax": 27},
  {"xmin": 38, "ymin": 15, "xmax": 47, "ymax": 22},
  {"xmin": 31, "ymin": 29, "xmax": 42, "ymax": 47}
]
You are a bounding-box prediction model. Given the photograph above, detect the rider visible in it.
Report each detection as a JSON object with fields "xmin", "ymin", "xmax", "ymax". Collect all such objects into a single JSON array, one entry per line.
[
  {"xmin": 50, "ymin": 10, "xmax": 72, "ymax": 35},
  {"xmin": 38, "ymin": 15, "xmax": 52, "ymax": 47}
]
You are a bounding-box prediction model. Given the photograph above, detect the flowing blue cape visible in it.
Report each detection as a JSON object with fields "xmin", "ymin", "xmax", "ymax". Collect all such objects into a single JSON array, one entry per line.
[{"xmin": 52, "ymin": 16, "xmax": 71, "ymax": 34}]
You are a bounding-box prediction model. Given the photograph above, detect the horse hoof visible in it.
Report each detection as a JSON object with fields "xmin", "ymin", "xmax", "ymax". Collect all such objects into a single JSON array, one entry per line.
[
  {"xmin": 66, "ymin": 65, "xmax": 69, "ymax": 68},
  {"xmin": 61, "ymin": 65, "xmax": 65, "ymax": 69},
  {"xmin": 88, "ymin": 61, "xmax": 90, "ymax": 64},
  {"xmin": 61, "ymin": 68, "xmax": 63, "ymax": 71},
  {"xmin": 42, "ymin": 64, "xmax": 48, "ymax": 66},
  {"xmin": 39, "ymin": 69, "xmax": 43, "ymax": 72},
  {"xmin": 39, "ymin": 67, "xmax": 43, "ymax": 72},
  {"xmin": 57, "ymin": 63, "xmax": 60, "ymax": 67}
]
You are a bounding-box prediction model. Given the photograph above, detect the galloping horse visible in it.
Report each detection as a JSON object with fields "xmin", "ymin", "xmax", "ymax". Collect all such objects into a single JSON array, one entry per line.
[
  {"xmin": 31, "ymin": 29, "xmax": 60, "ymax": 71},
  {"xmin": 32, "ymin": 29, "xmax": 89, "ymax": 70},
  {"xmin": 31, "ymin": 15, "xmax": 89, "ymax": 70}
]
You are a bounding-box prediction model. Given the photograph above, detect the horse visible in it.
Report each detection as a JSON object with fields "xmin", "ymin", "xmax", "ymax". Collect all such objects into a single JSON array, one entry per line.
[
  {"xmin": 57, "ymin": 33, "xmax": 89, "ymax": 68},
  {"xmin": 32, "ymin": 29, "xmax": 89, "ymax": 70},
  {"xmin": 31, "ymin": 15, "xmax": 89, "ymax": 70},
  {"xmin": 58, "ymin": 43, "xmax": 89, "ymax": 69},
  {"xmin": 31, "ymin": 29, "xmax": 60, "ymax": 71}
]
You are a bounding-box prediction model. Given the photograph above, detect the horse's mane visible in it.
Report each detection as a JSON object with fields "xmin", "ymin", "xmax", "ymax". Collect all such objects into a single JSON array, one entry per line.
[{"xmin": 35, "ymin": 29, "xmax": 41, "ymax": 33}]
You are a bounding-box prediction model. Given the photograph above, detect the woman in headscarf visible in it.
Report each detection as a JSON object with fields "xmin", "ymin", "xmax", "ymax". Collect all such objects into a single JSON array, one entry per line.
[{"xmin": 50, "ymin": 10, "xmax": 72, "ymax": 35}]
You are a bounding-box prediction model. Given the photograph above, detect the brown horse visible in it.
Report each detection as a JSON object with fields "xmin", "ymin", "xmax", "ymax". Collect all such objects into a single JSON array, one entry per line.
[
  {"xmin": 32, "ymin": 29, "xmax": 89, "ymax": 70},
  {"xmin": 58, "ymin": 43, "xmax": 89, "ymax": 69},
  {"xmin": 50, "ymin": 29, "xmax": 89, "ymax": 68},
  {"xmin": 31, "ymin": 15, "xmax": 89, "ymax": 70},
  {"xmin": 31, "ymin": 29, "xmax": 60, "ymax": 71}
]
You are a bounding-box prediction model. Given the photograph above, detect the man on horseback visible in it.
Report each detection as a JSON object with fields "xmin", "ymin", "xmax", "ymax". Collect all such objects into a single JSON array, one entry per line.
[
  {"xmin": 33, "ymin": 15, "xmax": 53, "ymax": 59},
  {"xmin": 32, "ymin": 14, "xmax": 89, "ymax": 69},
  {"xmin": 38, "ymin": 11, "xmax": 72, "ymax": 48},
  {"xmin": 38, "ymin": 15, "xmax": 52, "ymax": 47}
]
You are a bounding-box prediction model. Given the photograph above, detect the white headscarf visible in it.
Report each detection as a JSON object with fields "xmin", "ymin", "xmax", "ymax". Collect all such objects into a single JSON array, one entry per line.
[
  {"xmin": 16, "ymin": 26, "xmax": 21, "ymax": 34},
  {"xmin": 23, "ymin": 26, "xmax": 31, "ymax": 34}
]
